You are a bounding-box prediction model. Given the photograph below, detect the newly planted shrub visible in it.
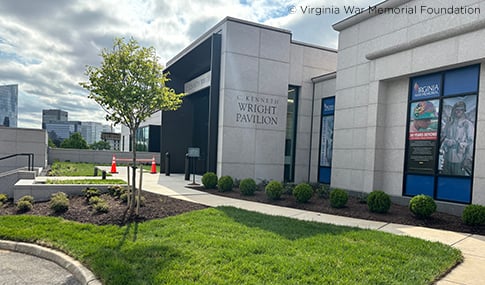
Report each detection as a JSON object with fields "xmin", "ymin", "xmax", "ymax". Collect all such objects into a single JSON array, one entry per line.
[
  {"xmin": 0, "ymin": 193, "xmax": 8, "ymax": 203},
  {"xmin": 316, "ymin": 184, "xmax": 330, "ymax": 199},
  {"xmin": 217, "ymin": 176, "xmax": 234, "ymax": 192},
  {"xmin": 202, "ymin": 172, "xmax": 218, "ymax": 189},
  {"xmin": 462, "ymin": 204, "xmax": 485, "ymax": 226},
  {"xmin": 82, "ymin": 187, "xmax": 101, "ymax": 199},
  {"xmin": 367, "ymin": 190, "xmax": 391, "ymax": 213},
  {"xmin": 93, "ymin": 201, "xmax": 109, "ymax": 213},
  {"xmin": 330, "ymin": 189, "xmax": 348, "ymax": 208},
  {"xmin": 50, "ymin": 192, "xmax": 69, "ymax": 213},
  {"xmin": 265, "ymin": 181, "xmax": 283, "ymax": 200},
  {"xmin": 409, "ymin": 195, "xmax": 436, "ymax": 219},
  {"xmin": 293, "ymin": 183, "xmax": 313, "ymax": 203},
  {"xmin": 88, "ymin": 196, "xmax": 104, "ymax": 205},
  {"xmin": 239, "ymin": 178, "xmax": 256, "ymax": 196},
  {"xmin": 16, "ymin": 200, "xmax": 33, "ymax": 213},
  {"xmin": 108, "ymin": 185, "xmax": 127, "ymax": 198},
  {"xmin": 18, "ymin": 195, "xmax": 34, "ymax": 204}
]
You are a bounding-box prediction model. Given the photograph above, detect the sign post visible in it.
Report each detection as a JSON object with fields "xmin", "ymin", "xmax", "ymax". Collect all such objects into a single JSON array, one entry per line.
[{"xmin": 187, "ymin": 147, "xmax": 200, "ymax": 185}]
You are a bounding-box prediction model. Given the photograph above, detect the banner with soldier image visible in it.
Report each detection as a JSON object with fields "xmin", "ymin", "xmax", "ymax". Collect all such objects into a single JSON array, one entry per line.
[
  {"xmin": 407, "ymin": 100, "xmax": 439, "ymax": 174},
  {"xmin": 438, "ymin": 95, "xmax": 477, "ymax": 176}
]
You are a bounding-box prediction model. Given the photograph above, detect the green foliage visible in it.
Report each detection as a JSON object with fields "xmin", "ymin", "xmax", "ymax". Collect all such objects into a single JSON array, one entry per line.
[
  {"xmin": 201, "ymin": 172, "xmax": 218, "ymax": 189},
  {"xmin": 60, "ymin": 132, "xmax": 89, "ymax": 149},
  {"xmin": 265, "ymin": 180, "xmax": 283, "ymax": 200},
  {"xmin": 217, "ymin": 176, "xmax": 234, "ymax": 192},
  {"xmin": 93, "ymin": 201, "xmax": 109, "ymax": 213},
  {"xmin": 0, "ymin": 193, "xmax": 8, "ymax": 203},
  {"xmin": 120, "ymin": 192, "xmax": 128, "ymax": 203},
  {"xmin": 462, "ymin": 204, "xmax": 485, "ymax": 226},
  {"xmin": 48, "ymin": 138, "xmax": 56, "ymax": 148},
  {"xmin": 49, "ymin": 162, "xmax": 109, "ymax": 177},
  {"xmin": 367, "ymin": 191, "xmax": 391, "ymax": 214},
  {"xmin": 409, "ymin": 195, "xmax": 436, "ymax": 219},
  {"xmin": 46, "ymin": 179, "xmax": 126, "ymax": 184},
  {"xmin": 108, "ymin": 185, "xmax": 127, "ymax": 198},
  {"xmin": 90, "ymin": 140, "xmax": 111, "ymax": 150},
  {"xmin": 16, "ymin": 200, "xmax": 33, "ymax": 213},
  {"xmin": 293, "ymin": 183, "xmax": 314, "ymax": 203},
  {"xmin": 316, "ymin": 184, "xmax": 331, "ymax": 199},
  {"xmin": 88, "ymin": 196, "xmax": 104, "ymax": 205},
  {"xmin": 239, "ymin": 178, "xmax": 256, "ymax": 196},
  {"xmin": 0, "ymin": 208, "xmax": 462, "ymax": 284},
  {"xmin": 49, "ymin": 192, "xmax": 69, "ymax": 213},
  {"xmin": 18, "ymin": 195, "xmax": 34, "ymax": 204},
  {"xmin": 330, "ymin": 189, "xmax": 348, "ymax": 208},
  {"xmin": 82, "ymin": 187, "xmax": 101, "ymax": 200}
]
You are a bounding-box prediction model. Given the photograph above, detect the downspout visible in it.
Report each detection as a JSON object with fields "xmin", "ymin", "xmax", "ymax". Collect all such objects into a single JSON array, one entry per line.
[{"xmin": 308, "ymin": 81, "xmax": 316, "ymax": 183}]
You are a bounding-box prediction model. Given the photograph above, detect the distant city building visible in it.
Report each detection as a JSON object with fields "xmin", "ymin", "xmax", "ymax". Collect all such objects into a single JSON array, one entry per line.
[
  {"xmin": 101, "ymin": 132, "xmax": 121, "ymax": 151},
  {"xmin": 42, "ymin": 109, "xmax": 68, "ymax": 129},
  {"xmin": 80, "ymin": 121, "xmax": 104, "ymax": 145},
  {"xmin": 45, "ymin": 121, "xmax": 82, "ymax": 144},
  {"xmin": 0, "ymin": 84, "xmax": 18, "ymax": 127}
]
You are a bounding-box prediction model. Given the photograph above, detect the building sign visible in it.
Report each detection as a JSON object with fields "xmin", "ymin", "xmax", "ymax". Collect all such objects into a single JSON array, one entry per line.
[
  {"xmin": 184, "ymin": 71, "xmax": 211, "ymax": 95},
  {"xmin": 235, "ymin": 95, "xmax": 279, "ymax": 126},
  {"xmin": 188, "ymin": 147, "xmax": 200, "ymax": 158},
  {"xmin": 411, "ymin": 73, "xmax": 441, "ymax": 100}
]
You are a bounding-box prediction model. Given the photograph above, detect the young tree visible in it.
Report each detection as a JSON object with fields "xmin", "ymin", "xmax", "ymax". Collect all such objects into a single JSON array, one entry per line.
[
  {"xmin": 80, "ymin": 37, "xmax": 184, "ymax": 213},
  {"xmin": 90, "ymin": 140, "xmax": 111, "ymax": 150}
]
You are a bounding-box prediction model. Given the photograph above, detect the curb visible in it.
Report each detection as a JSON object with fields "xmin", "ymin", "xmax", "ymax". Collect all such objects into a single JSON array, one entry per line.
[{"xmin": 0, "ymin": 240, "xmax": 102, "ymax": 285}]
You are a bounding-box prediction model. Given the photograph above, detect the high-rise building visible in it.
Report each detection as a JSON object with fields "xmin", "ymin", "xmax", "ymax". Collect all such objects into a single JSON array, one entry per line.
[
  {"xmin": 42, "ymin": 109, "xmax": 68, "ymax": 129},
  {"xmin": 80, "ymin": 121, "xmax": 104, "ymax": 145},
  {"xmin": 0, "ymin": 84, "xmax": 18, "ymax": 127}
]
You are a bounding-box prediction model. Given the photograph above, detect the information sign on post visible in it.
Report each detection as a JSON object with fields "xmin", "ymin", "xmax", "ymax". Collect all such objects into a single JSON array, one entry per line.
[{"xmin": 187, "ymin": 147, "xmax": 200, "ymax": 185}]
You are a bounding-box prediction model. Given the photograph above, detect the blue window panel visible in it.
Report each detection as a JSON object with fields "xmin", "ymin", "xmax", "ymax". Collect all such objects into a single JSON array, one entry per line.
[
  {"xmin": 437, "ymin": 177, "xmax": 472, "ymax": 203},
  {"xmin": 444, "ymin": 65, "xmax": 479, "ymax": 96},
  {"xmin": 322, "ymin": 97, "xmax": 335, "ymax": 115},
  {"xmin": 319, "ymin": 167, "xmax": 331, "ymax": 184},
  {"xmin": 405, "ymin": 175, "xmax": 434, "ymax": 196},
  {"xmin": 411, "ymin": 73, "xmax": 442, "ymax": 100}
]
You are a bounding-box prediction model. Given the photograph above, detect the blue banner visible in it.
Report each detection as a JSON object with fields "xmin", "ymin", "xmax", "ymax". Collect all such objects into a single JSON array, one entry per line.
[{"xmin": 411, "ymin": 73, "xmax": 441, "ymax": 100}]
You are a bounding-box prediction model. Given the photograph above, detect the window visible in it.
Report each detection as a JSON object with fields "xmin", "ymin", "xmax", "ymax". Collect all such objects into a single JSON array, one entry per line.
[
  {"xmin": 318, "ymin": 97, "xmax": 335, "ymax": 184},
  {"xmin": 284, "ymin": 86, "xmax": 298, "ymax": 182},
  {"xmin": 404, "ymin": 64, "xmax": 479, "ymax": 203}
]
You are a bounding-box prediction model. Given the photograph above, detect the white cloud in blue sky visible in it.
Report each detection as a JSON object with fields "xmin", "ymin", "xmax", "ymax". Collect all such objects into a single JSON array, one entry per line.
[{"xmin": 0, "ymin": 0, "xmax": 379, "ymax": 129}]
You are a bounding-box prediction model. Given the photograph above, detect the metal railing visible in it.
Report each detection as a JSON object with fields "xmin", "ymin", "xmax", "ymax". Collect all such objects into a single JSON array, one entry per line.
[{"xmin": 0, "ymin": 153, "xmax": 34, "ymax": 171}]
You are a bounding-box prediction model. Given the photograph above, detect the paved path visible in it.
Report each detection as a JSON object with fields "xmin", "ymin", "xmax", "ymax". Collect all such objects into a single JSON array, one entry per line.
[{"xmin": 107, "ymin": 167, "xmax": 484, "ymax": 285}]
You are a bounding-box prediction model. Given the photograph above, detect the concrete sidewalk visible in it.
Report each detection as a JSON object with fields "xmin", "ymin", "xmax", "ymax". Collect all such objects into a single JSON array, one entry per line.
[{"xmin": 108, "ymin": 167, "xmax": 485, "ymax": 285}]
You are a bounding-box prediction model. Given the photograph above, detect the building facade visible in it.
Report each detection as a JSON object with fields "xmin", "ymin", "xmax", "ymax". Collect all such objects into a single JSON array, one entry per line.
[
  {"xmin": 308, "ymin": 0, "xmax": 485, "ymax": 208},
  {"xmin": 0, "ymin": 84, "xmax": 18, "ymax": 128},
  {"xmin": 162, "ymin": 17, "xmax": 337, "ymax": 181}
]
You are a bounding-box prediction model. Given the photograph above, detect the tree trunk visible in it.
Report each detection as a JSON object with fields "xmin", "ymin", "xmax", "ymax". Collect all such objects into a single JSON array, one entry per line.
[{"xmin": 130, "ymin": 127, "xmax": 137, "ymax": 214}]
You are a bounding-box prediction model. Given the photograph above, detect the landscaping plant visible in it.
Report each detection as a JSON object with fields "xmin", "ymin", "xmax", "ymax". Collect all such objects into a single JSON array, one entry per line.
[
  {"xmin": 239, "ymin": 178, "xmax": 257, "ymax": 196},
  {"xmin": 330, "ymin": 189, "xmax": 348, "ymax": 208},
  {"xmin": 265, "ymin": 180, "xmax": 283, "ymax": 200},
  {"xmin": 293, "ymin": 183, "xmax": 313, "ymax": 203},
  {"xmin": 49, "ymin": 192, "xmax": 69, "ymax": 213},
  {"xmin": 367, "ymin": 190, "xmax": 391, "ymax": 213},
  {"xmin": 217, "ymin": 175, "xmax": 234, "ymax": 192},
  {"xmin": 409, "ymin": 194, "xmax": 436, "ymax": 219},
  {"xmin": 202, "ymin": 172, "xmax": 218, "ymax": 189},
  {"xmin": 462, "ymin": 204, "xmax": 485, "ymax": 226}
]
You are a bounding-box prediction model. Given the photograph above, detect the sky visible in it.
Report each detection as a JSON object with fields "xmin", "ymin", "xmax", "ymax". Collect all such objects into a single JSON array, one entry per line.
[{"xmin": 0, "ymin": 0, "xmax": 380, "ymax": 129}]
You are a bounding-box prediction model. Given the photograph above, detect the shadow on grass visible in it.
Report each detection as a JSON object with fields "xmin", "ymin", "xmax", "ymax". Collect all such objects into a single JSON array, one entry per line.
[{"xmin": 217, "ymin": 206, "xmax": 363, "ymax": 240}]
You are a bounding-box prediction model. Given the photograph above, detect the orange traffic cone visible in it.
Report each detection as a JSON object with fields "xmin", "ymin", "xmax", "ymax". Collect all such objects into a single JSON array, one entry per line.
[
  {"xmin": 110, "ymin": 155, "xmax": 118, "ymax": 173},
  {"xmin": 150, "ymin": 156, "xmax": 157, "ymax": 174}
]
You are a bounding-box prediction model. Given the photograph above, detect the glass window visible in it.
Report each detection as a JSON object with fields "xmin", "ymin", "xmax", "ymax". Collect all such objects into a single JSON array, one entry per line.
[
  {"xmin": 319, "ymin": 97, "xmax": 335, "ymax": 184},
  {"xmin": 284, "ymin": 86, "xmax": 298, "ymax": 182}
]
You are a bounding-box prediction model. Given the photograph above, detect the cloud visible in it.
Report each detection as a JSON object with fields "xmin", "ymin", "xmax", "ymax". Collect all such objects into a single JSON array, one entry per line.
[{"xmin": 0, "ymin": 0, "xmax": 379, "ymax": 129}]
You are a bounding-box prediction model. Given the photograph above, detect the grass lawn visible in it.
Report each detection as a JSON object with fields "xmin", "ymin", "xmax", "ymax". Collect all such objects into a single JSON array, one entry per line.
[
  {"xmin": 49, "ymin": 161, "xmax": 160, "ymax": 176},
  {"xmin": 0, "ymin": 207, "xmax": 461, "ymax": 285},
  {"xmin": 45, "ymin": 179, "xmax": 127, "ymax": 184}
]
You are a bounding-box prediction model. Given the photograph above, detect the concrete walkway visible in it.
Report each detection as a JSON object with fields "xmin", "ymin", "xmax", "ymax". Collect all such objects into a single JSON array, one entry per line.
[{"xmin": 107, "ymin": 166, "xmax": 485, "ymax": 285}]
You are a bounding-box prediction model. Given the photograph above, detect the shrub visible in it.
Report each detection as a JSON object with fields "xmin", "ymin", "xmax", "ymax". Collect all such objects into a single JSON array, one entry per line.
[
  {"xmin": 50, "ymin": 192, "xmax": 69, "ymax": 213},
  {"xmin": 409, "ymin": 195, "xmax": 436, "ymax": 219},
  {"xmin": 239, "ymin": 178, "xmax": 256, "ymax": 196},
  {"xmin": 82, "ymin": 187, "xmax": 101, "ymax": 199},
  {"xmin": 217, "ymin": 176, "xmax": 234, "ymax": 192},
  {"xmin": 0, "ymin": 193, "xmax": 8, "ymax": 203},
  {"xmin": 462, "ymin": 204, "xmax": 485, "ymax": 226},
  {"xmin": 293, "ymin": 183, "xmax": 313, "ymax": 203},
  {"xmin": 93, "ymin": 201, "xmax": 109, "ymax": 213},
  {"xmin": 367, "ymin": 191, "xmax": 391, "ymax": 213},
  {"xmin": 265, "ymin": 181, "xmax": 283, "ymax": 200},
  {"xmin": 202, "ymin": 172, "xmax": 218, "ymax": 189},
  {"xmin": 316, "ymin": 184, "xmax": 330, "ymax": 199},
  {"xmin": 283, "ymin": 183, "xmax": 296, "ymax": 195},
  {"xmin": 16, "ymin": 200, "xmax": 33, "ymax": 213},
  {"xmin": 108, "ymin": 185, "xmax": 126, "ymax": 198},
  {"xmin": 88, "ymin": 196, "xmax": 104, "ymax": 205},
  {"xmin": 18, "ymin": 195, "xmax": 34, "ymax": 204},
  {"xmin": 120, "ymin": 192, "xmax": 128, "ymax": 203},
  {"xmin": 330, "ymin": 189, "xmax": 348, "ymax": 208}
]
